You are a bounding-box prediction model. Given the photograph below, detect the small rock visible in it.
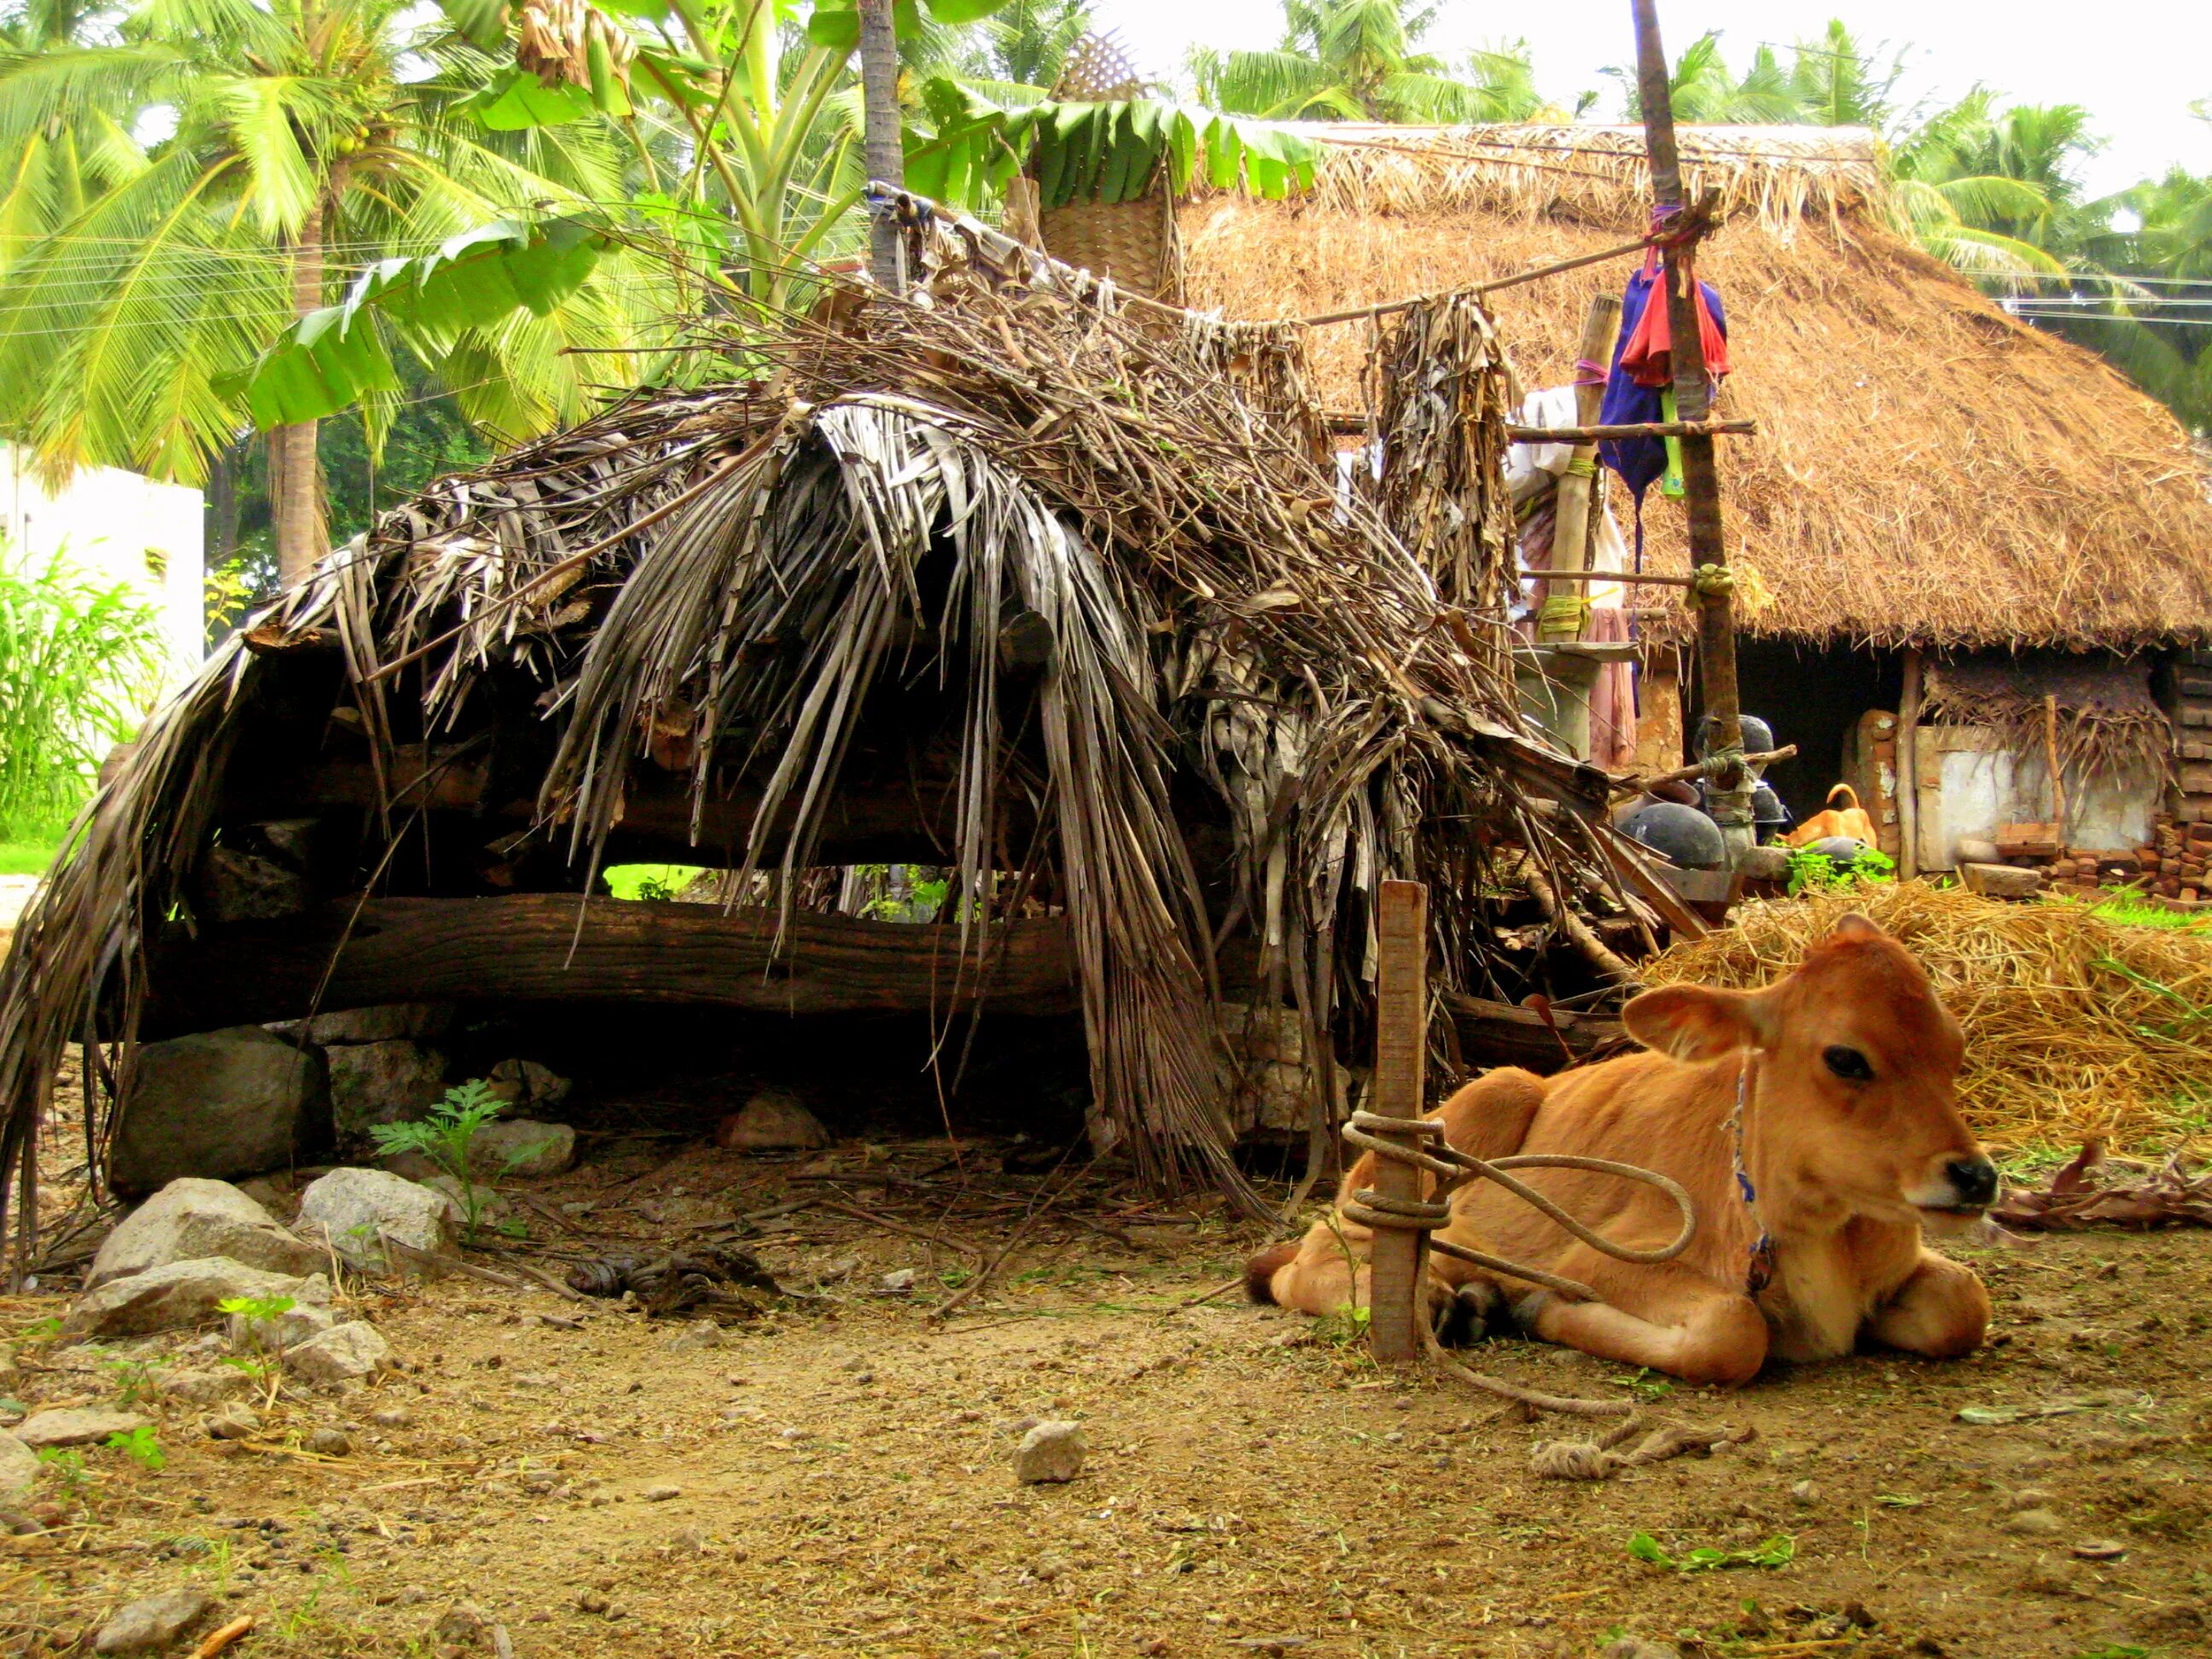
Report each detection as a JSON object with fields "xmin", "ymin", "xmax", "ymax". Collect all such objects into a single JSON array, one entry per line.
[
  {"xmin": 14, "ymin": 1408, "xmax": 151, "ymax": 1451},
  {"xmin": 108, "ymin": 1027, "xmax": 327, "ymax": 1198},
  {"xmin": 87, "ymin": 1179, "xmax": 323, "ymax": 1288},
  {"xmin": 662, "ymin": 1320, "xmax": 722, "ymax": 1353},
  {"xmin": 880, "ymin": 1268, "xmax": 917, "ymax": 1294},
  {"xmin": 230, "ymin": 1299, "xmax": 335, "ymax": 1353},
  {"xmin": 642, "ymin": 1484, "xmax": 681, "ymax": 1502},
  {"xmin": 2069, "ymin": 1540, "xmax": 2127, "ymax": 1561},
  {"xmin": 575, "ymin": 1590, "xmax": 609, "ymax": 1615},
  {"xmin": 1790, "ymin": 1479, "xmax": 1819, "ymax": 1506},
  {"xmin": 473, "ymin": 1119, "xmax": 576, "ymax": 1177},
  {"xmin": 2007, "ymin": 1487, "xmax": 2055, "ymax": 1511},
  {"xmin": 486, "ymin": 1058, "xmax": 573, "ymax": 1111},
  {"xmin": 66, "ymin": 1256, "xmax": 323, "ymax": 1339},
  {"xmin": 284, "ymin": 1322, "xmax": 396, "ymax": 1386},
  {"xmin": 369, "ymin": 1406, "xmax": 412, "ymax": 1429},
  {"xmin": 155, "ymin": 1368, "xmax": 253, "ymax": 1407},
  {"xmin": 306, "ymin": 1427, "xmax": 352, "ymax": 1457},
  {"xmin": 1012, "ymin": 1420, "xmax": 1086, "ymax": 1484},
  {"xmin": 0, "ymin": 1431, "xmax": 36, "ymax": 1505},
  {"xmin": 713, "ymin": 1089, "xmax": 830, "ymax": 1152},
  {"xmin": 1602, "ymin": 1643, "xmax": 1682, "ymax": 1659},
  {"xmin": 93, "ymin": 1587, "xmax": 214, "ymax": 1654},
  {"xmin": 296, "ymin": 1167, "xmax": 455, "ymax": 1268},
  {"xmin": 433, "ymin": 1602, "xmax": 491, "ymax": 1645},
  {"xmin": 2004, "ymin": 1508, "xmax": 2065, "ymax": 1537},
  {"xmin": 203, "ymin": 1402, "xmax": 260, "ymax": 1441}
]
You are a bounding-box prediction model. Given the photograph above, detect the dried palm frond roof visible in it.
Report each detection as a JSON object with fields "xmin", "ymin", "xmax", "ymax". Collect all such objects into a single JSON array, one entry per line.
[
  {"xmin": 0, "ymin": 220, "xmax": 1677, "ymax": 1253},
  {"xmin": 1182, "ymin": 124, "xmax": 2212, "ymax": 651}
]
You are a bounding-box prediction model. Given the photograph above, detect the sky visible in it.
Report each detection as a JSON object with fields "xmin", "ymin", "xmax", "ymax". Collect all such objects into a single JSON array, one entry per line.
[{"xmin": 1099, "ymin": 1, "xmax": 2212, "ymax": 198}]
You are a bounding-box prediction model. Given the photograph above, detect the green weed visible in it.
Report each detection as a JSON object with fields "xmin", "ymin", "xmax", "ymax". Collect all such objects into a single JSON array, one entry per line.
[
  {"xmin": 105, "ymin": 1424, "xmax": 165, "ymax": 1471},
  {"xmin": 370, "ymin": 1078, "xmax": 544, "ymax": 1243},
  {"xmin": 1627, "ymin": 1531, "xmax": 1796, "ymax": 1573}
]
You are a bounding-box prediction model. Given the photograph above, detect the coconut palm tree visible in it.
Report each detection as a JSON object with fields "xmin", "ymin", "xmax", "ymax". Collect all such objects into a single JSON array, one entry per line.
[
  {"xmin": 1189, "ymin": 0, "xmax": 1546, "ymax": 125},
  {"xmin": 0, "ymin": 0, "xmax": 672, "ymax": 585}
]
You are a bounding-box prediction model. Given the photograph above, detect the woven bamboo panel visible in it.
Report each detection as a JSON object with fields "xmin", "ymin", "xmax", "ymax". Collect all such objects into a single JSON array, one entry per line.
[{"xmin": 1039, "ymin": 184, "xmax": 1184, "ymax": 303}]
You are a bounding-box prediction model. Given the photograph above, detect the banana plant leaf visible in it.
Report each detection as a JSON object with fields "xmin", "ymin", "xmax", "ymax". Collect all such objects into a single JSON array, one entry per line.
[
  {"xmin": 236, "ymin": 219, "xmax": 614, "ymax": 429},
  {"xmin": 806, "ymin": 0, "xmax": 1013, "ymax": 52}
]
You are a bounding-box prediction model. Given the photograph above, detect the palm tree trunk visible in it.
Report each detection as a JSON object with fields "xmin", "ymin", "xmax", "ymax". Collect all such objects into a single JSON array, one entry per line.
[
  {"xmin": 271, "ymin": 201, "xmax": 327, "ymax": 589},
  {"xmin": 857, "ymin": 0, "xmax": 904, "ymax": 294}
]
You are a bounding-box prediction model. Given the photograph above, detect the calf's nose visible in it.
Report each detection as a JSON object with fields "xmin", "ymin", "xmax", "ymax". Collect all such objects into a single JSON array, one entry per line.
[{"xmin": 1946, "ymin": 1156, "xmax": 1999, "ymax": 1208}]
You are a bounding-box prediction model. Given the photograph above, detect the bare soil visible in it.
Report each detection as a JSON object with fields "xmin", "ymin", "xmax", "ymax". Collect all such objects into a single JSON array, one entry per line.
[{"xmin": 4, "ymin": 1127, "xmax": 2210, "ymax": 1659}]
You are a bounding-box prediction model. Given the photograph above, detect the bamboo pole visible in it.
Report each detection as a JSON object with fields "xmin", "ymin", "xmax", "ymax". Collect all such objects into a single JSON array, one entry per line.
[
  {"xmin": 2043, "ymin": 692, "xmax": 2068, "ymax": 847},
  {"xmin": 1535, "ymin": 294, "xmax": 1626, "ymax": 645},
  {"xmin": 1632, "ymin": 0, "xmax": 1751, "ymax": 865},
  {"xmin": 1509, "ymin": 419, "xmax": 1755, "ymax": 443},
  {"xmin": 1366, "ymin": 880, "xmax": 1429, "ymax": 1365},
  {"xmin": 1897, "ymin": 648, "xmax": 1924, "ymax": 878}
]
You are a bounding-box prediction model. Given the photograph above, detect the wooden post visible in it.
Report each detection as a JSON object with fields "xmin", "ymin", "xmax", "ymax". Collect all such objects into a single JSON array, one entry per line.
[
  {"xmin": 857, "ymin": 0, "xmax": 905, "ymax": 294},
  {"xmin": 1367, "ymin": 879, "xmax": 1428, "ymax": 1365},
  {"xmin": 1535, "ymin": 294, "xmax": 1626, "ymax": 644},
  {"xmin": 1897, "ymin": 647, "xmax": 1924, "ymax": 879},
  {"xmin": 1630, "ymin": 0, "xmax": 1751, "ymax": 862}
]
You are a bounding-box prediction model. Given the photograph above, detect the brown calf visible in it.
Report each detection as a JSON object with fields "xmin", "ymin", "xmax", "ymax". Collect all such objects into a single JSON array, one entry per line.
[{"xmin": 1249, "ymin": 914, "xmax": 1995, "ymax": 1385}]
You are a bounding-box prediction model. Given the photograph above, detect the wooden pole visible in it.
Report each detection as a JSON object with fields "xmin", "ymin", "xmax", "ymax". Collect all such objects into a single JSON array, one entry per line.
[
  {"xmin": 857, "ymin": 0, "xmax": 905, "ymax": 294},
  {"xmin": 1631, "ymin": 0, "xmax": 1752, "ymax": 863},
  {"xmin": 1897, "ymin": 648, "xmax": 1924, "ymax": 879},
  {"xmin": 1535, "ymin": 294, "xmax": 1626, "ymax": 644},
  {"xmin": 1367, "ymin": 880, "xmax": 1429, "ymax": 1365},
  {"xmin": 2043, "ymin": 691, "xmax": 2068, "ymax": 847}
]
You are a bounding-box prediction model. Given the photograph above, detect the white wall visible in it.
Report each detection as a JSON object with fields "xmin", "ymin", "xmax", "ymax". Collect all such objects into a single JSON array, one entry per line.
[
  {"xmin": 1, "ymin": 443, "xmax": 204, "ymax": 687},
  {"xmin": 1916, "ymin": 724, "xmax": 2159, "ymax": 867}
]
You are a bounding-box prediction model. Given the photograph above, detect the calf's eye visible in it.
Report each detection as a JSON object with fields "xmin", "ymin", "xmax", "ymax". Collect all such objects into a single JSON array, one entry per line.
[{"xmin": 1824, "ymin": 1045, "xmax": 1873, "ymax": 1082}]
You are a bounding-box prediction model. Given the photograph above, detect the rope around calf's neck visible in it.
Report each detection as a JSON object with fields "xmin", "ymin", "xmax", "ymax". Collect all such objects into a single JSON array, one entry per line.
[{"xmin": 1337, "ymin": 1110, "xmax": 1698, "ymax": 1417}]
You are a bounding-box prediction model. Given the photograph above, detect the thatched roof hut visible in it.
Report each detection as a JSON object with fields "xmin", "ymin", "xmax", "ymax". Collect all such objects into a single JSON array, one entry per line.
[
  {"xmin": 0, "ymin": 215, "xmax": 1688, "ymax": 1249},
  {"xmin": 1181, "ymin": 124, "xmax": 2212, "ymax": 653}
]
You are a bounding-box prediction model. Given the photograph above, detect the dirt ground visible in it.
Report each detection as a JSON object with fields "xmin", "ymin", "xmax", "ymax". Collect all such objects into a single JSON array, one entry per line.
[{"xmin": 4, "ymin": 1125, "xmax": 2211, "ymax": 1659}]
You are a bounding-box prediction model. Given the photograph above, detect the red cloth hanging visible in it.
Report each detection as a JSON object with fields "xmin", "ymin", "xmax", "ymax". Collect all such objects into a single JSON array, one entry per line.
[{"xmin": 1618, "ymin": 252, "xmax": 1732, "ymax": 388}]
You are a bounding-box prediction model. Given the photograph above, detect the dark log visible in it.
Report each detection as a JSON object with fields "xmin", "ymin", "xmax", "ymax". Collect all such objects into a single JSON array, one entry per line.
[
  {"xmin": 142, "ymin": 894, "xmax": 1078, "ymax": 1037},
  {"xmin": 1443, "ymin": 992, "xmax": 1623, "ymax": 1075}
]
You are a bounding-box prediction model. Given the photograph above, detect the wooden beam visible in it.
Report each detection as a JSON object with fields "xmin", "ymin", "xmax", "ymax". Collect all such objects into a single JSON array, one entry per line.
[
  {"xmin": 1507, "ymin": 419, "xmax": 1755, "ymax": 444},
  {"xmin": 140, "ymin": 895, "xmax": 1078, "ymax": 1038},
  {"xmin": 1534, "ymin": 294, "xmax": 1626, "ymax": 648},
  {"xmin": 1898, "ymin": 648, "xmax": 1924, "ymax": 880},
  {"xmin": 1366, "ymin": 880, "xmax": 1429, "ymax": 1365}
]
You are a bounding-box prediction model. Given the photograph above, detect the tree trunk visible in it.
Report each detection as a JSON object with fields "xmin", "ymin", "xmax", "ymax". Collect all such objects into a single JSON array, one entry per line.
[
  {"xmin": 857, "ymin": 0, "xmax": 905, "ymax": 294},
  {"xmin": 271, "ymin": 201, "xmax": 327, "ymax": 589}
]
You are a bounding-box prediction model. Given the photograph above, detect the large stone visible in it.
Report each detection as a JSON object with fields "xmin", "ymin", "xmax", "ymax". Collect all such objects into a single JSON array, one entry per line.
[
  {"xmin": 0, "ymin": 1430, "xmax": 35, "ymax": 1505},
  {"xmin": 305, "ymin": 1004, "xmax": 452, "ymax": 1045},
  {"xmin": 93, "ymin": 1587, "xmax": 213, "ymax": 1655},
  {"xmin": 108, "ymin": 1027, "xmax": 327, "ymax": 1198},
  {"xmin": 714, "ymin": 1090, "xmax": 830, "ymax": 1152},
  {"xmin": 228, "ymin": 1298, "xmax": 335, "ymax": 1353},
  {"xmin": 284, "ymin": 1322, "xmax": 395, "ymax": 1386},
  {"xmin": 14, "ymin": 1407, "xmax": 150, "ymax": 1450},
  {"xmin": 1961, "ymin": 862, "xmax": 2045, "ymax": 899},
  {"xmin": 86, "ymin": 1179, "xmax": 323, "ymax": 1289},
  {"xmin": 327, "ymin": 1040, "xmax": 448, "ymax": 1140},
  {"xmin": 486, "ymin": 1057, "xmax": 573, "ymax": 1110},
  {"xmin": 474, "ymin": 1119, "xmax": 575, "ymax": 1178},
  {"xmin": 65, "ymin": 1258, "xmax": 327, "ymax": 1339},
  {"xmin": 154, "ymin": 1368, "xmax": 253, "ymax": 1406},
  {"xmin": 297, "ymin": 1167, "xmax": 454, "ymax": 1268},
  {"xmin": 1012, "ymin": 1420, "xmax": 1087, "ymax": 1484}
]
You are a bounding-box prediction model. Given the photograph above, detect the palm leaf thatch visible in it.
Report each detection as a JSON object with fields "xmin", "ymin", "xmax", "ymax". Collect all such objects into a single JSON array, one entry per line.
[{"xmin": 0, "ymin": 207, "xmax": 1666, "ymax": 1256}]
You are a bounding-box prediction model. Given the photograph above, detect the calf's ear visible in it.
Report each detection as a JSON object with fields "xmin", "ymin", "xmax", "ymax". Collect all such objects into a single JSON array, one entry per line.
[
  {"xmin": 1831, "ymin": 911, "xmax": 1883, "ymax": 940},
  {"xmin": 1622, "ymin": 984, "xmax": 1768, "ymax": 1061}
]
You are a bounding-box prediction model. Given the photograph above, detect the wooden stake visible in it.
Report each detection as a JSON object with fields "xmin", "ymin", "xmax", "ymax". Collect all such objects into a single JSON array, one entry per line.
[
  {"xmin": 1367, "ymin": 879, "xmax": 1429, "ymax": 1365},
  {"xmin": 2043, "ymin": 692, "xmax": 2067, "ymax": 846},
  {"xmin": 1632, "ymin": 0, "xmax": 1752, "ymax": 858}
]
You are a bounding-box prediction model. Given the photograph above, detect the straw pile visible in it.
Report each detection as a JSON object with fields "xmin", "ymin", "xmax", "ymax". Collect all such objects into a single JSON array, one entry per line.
[
  {"xmin": 1181, "ymin": 125, "xmax": 2212, "ymax": 650},
  {"xmin": 1642, "ymin": 882, "xmax": 2212, "ymax": 1153}
]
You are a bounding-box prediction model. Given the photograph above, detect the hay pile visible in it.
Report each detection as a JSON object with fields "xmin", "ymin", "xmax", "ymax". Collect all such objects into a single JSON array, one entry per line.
[{"xmin": 1642, "ymin": 883, "xmax": 2212, "ymax": 1152}]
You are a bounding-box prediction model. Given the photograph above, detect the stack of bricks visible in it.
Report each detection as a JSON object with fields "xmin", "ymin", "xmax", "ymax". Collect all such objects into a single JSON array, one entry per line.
[
  {"xmin": 2129, "ymin": 821, "xmax": 2212, "ymax": 903},
  {"xmin": 2160, "ymin": 649, "xmax": 2212, "ymax": 824}
]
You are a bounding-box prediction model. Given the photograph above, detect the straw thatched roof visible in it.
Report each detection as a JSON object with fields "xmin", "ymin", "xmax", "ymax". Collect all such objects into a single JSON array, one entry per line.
[
  {"xmin": 1182, "ymin": 125, "xmax": 2212, "ymax": 651},
  {"xmin": 1, "ymin": 212, "xmax": 1698, "ymax": 1249}
]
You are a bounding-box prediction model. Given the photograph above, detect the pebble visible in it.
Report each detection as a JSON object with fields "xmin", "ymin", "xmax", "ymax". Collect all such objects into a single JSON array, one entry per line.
[
  {"xmin": 307, "ymin": 1428, "xmax": 352, "ymax": 1457},
  {"xmin": 370, "ymin": 1406, "xmax": 412, "ymax": 1429},
  {"xmin": 576, "ymin": 1590, "xmax": 609, "ymax": 1615},
  {"xmin": 433, "ymin": 1602, "xmax": 490, "ymax": 1644},
  {"xmin": 2004, "ymin": 1507, "xmax": 2065, "ymax": 1536},
  {"xmin": 1789, "ymin": 1480, "xmax": 1819, "ymax": 1506},
  {"xmin": 2070, "ymin": 1540, "xmax": 2128, "ymax": 1561},
  {"xmin": 203, "ymin": 1402, "xmax": 260, "ymax": 1441},
  {"xmin": 1012, "ymin": 1420, "xmax": 1087, "ymax": 1484},
  {"xmin": 2007, "ymin": 1487, "xmax": 2055, "ymax": 1511},
  {"xmin": 92, "ymin": 1588, "xmax": 213, "ymax": 1654},
  {"xmin": 642, "ymin": 1484, "xmax": 681, "ymax": 1502},
  {"xmin": 881, "ymin": 1268, "xmax": 917, "ymax": 1294},
  {"xmin": 663, "ymin": 1320, "xmax": 722, "ymax": 1352},
  {"xmin": 1602, "ymin": 1643, "xmax": 1682, "ymax": 1659}
]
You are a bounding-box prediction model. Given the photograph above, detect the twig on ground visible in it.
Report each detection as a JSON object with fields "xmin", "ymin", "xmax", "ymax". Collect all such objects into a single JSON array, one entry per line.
[{"xmin": 189, "ymin": 1615, "xmax": 255, "ymax": 1658}]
